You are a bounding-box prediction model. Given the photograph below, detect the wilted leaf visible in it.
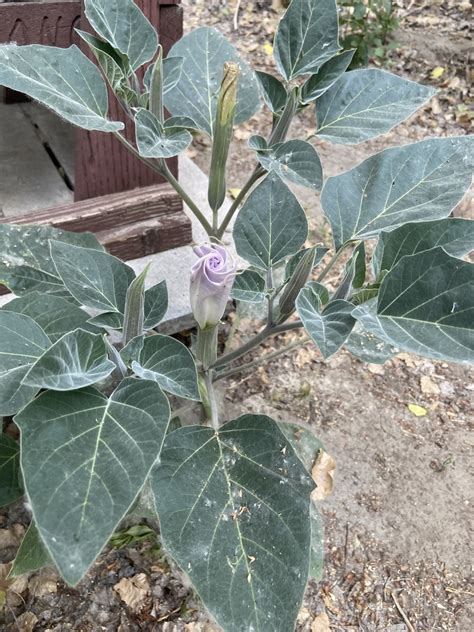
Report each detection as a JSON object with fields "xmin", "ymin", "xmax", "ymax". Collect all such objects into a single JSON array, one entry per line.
[
  {"xmin": 311, "ymin": 451, "xmax": 336, "ymax": 501},
  {"xmin": 408, "ymin": 404, "xmax": 427, "ymax": 417},
  {"xmin": 114, "ymin": 573, "xmax": 150, "ymax": 612}
]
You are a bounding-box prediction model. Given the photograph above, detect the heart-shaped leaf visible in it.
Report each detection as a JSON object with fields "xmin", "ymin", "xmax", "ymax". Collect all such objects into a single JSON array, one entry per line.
[
  {"xmin": 23, "ymin": 329, "xmax": 115, "ymax": 391},
  {"xmin": 231, "ymin": 270, "xmax": 266, "ymax": 303},
  {"xmin": 135, "ymin": 109, "xmax": 192, "ymax": 158},
  {"xmin": 234, "ymin": 173, "xmax": 308, "ymax": 270},
  {"xmin": 5, "ymin": 293, "xmax": 98, "ymax": 342},
  {"xmin": 164, "ymin": 27, "xmax": 260, "ymax": 136},
  {"xmin": 15, "ymin": 378, "xmax": 170, "ymax": 585},
  {"xmin": 51, "ymin": 241, "xmax": 135, "ymax": 313},
  {"xmin": 254, "ymin": 139, "xmax": 323, "ymax": 191},
  {"xmin": 373, "ymin": 218, "xmax": 474, "ymax": 277},
  {"xmin": 0, "ymin": 225, "xmax": 103, "ymax": 298},
  {"xmin": 0, "ymin": 434, "xmax": 23, "ymax": 507},
  {"xmin": 316, "ymin": 69, "xmax": 436, "ymax": 144},
  {"xmin": 129, "ymin": 335, "xmax": 200, "ymax": 401},
  {"xmin": 84, "ymin": 0, "xmax": 158, "ymax": 70},
  {"xmin": 297, "ymin": 285, "xmax": 355, "ymax": 358},
  {"xmin": 274, "ymin": 0, "xmax": 340, "ymax": 80},
  {"xmin": 0, "ymin": 312, "xmax": 51, "ymax": 416},
  {"xmin": 0, "ymin": 45, "xmax": 123, "ymax": 132},
  {"xmin": 300, "ymin": 49, "xmax": 354, "ymax": 103},
  {"xmin": 353, "ymin": 248, "xmax": 474, "ymax": 363},
  {"xmin": 321, "ymin": 136, "xmax": 474, "ymax": 249},
  {"xmin": 152, "ymin": 415, "xmax": 314, "ymax": 632}
]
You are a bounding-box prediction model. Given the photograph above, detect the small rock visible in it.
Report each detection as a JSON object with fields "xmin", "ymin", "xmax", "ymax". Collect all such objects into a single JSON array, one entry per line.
[
  {"xmin": 311, "ymin": 611, "xmax": 331, "ymax": 632},
  {"xmin": 420, "ymin": 375, "xmax": 440, "ymax": 396}
]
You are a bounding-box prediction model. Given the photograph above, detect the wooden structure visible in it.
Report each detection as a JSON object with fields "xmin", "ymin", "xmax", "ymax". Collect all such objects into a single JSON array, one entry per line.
[{"xmin": 0, "ymin": 0, "xmax": 192, "ymax": 264}]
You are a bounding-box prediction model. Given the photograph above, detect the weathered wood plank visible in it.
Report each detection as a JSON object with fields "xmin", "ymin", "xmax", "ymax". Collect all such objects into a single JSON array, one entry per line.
[{"xmin": 0, "ymin": 103, "xmax": 72, "ymax": 218}]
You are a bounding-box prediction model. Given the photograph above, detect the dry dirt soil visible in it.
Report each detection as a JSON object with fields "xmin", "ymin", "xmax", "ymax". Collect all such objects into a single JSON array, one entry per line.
[{"xmin": 1, "ymin": 1, "xmax": 472, "ymax": 631}]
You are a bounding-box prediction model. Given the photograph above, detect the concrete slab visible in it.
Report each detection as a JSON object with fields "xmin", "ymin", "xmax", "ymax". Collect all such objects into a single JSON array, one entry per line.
[
  {"xmin": 0, "ymin": 103, "xmax": 73, "ymax": 218},
  {"xmin": 0, "ymin": 155, "xmax": 237, "ymax": 334}
]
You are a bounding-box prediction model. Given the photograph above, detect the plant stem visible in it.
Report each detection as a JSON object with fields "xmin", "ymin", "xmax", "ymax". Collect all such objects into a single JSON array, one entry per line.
[
  {"xmin": 216, "ymin": 167, "xmax": 265, "ymax": 239},
  {"xmin": 204, "ymin": 371, "xmax": 219, "ymax": 430},
  {"xmin": 113, "ymin": 132, "xmax": 214, "ymax": 237},
  {"xmin": 212, "ymin": 320, "xmax": 303, "ymax": 370},
  {"xmin": 316, "ymin": 243, "xmax": 351, "ymax": 284},
  {"xmin": 214, "ymin": 336, "xmax": 310, "ymax": 382}
]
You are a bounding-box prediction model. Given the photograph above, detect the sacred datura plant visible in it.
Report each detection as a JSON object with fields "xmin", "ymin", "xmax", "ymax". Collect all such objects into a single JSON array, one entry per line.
[{"xmin": 0, "ymin": 0, "xmax": 472, "ymax": 630}]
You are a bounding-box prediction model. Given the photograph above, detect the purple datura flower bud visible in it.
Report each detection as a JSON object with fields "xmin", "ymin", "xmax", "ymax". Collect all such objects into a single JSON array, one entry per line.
[{"xmin": 190, "ymin": 243, "xmax": 237, "ymax": 330}]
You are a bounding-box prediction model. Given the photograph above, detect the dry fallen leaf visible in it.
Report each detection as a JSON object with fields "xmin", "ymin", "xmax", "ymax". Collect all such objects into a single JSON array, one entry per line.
[
  {"xmin": 311, "ymin": 450, "xmax": 336, "ymax": 501},
  {"xmin": 431, "ymin": 66, "xmax": 445, "ymax": 79},
  {"xmin": 228, "ymin": 188, "xmax": 242, "ymax": 200},
  {"xmin": 262, "ymin": 42, "xmax": 274, "ymax": 56},
  {"xmin": 114, "ymin": 573, "xmax": 150, "ymax": 612},
  {"xmin": 14, "ymin": 612, "xmax": 38, "ymax": 632},
  {"xmin": 29, "ymin": 569, "xmax": 58, "ymax": 597},
  {"xmin": 420, "ymin": 375, "xmax": 440, "ymax": 396},
  {"xmin": 311, "ymin": 611, "xmax": 331, "ymax": 632},
  {"xmin": 408, "ymin": 403, "xmax": 428, "ymax": 417}
]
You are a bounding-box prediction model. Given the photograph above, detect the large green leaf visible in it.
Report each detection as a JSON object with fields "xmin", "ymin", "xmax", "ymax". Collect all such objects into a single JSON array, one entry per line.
[
  {"xmin": 164, "ymin": 27, "xmax": 260, "ymax": 136},
  {"xmin": 316, "ymin": 69, "xmax": 436, "ymax": 144},
  {"xmin": 321, "ymin": 136, "xmax": 474, "ymax": 249},
  {"xmin": 296, "ymin": 285, "xmax": 355, "ymax": 358},
  {"xmin": 135, "ymin": 109, "xmax": 192, "ymax": 158},
  {"xmin": 152, "ymin": 415, "xmax": 314, "ymax": 632},
  {"xmin": 128, "ymin": 335, "xmax": 200, "ymax": 401},
  {"xmin": 5, "ymin": 293, "xmax": 98, "ymax": 342},
  {"xmin": 15, "ymin": 378, "xmax": 170, "ymax": 585},
  {"xmin": 0, "ymin": 312, "xmax": 50, "ymax": 416},
  {"xmin": 353, "ymin": 248, "xmax": 474, "ymax": 363},
  {"xmin": 0, "ymin": 45, "xmax": 123, "ymax": 132},
  {"xmin": 231, "ymin": 270, "xmax": 266, "ymax": 303},
  {"xmin": 0, "ymin": 225, "xmax": 102, "ymax": 298},
  {"xmin": 50, "ymin": 240, "xmax": 135, "ymax": 313},
  {"xmin": 300, "ymin": 49, "xmax": 354, "ymax": 104},
  {"xmin": 0, "ymin": 434, "xmax": 23, "ymax": 507},
  {"xmin": 84, "ymin": 0, "xmax": 158, "ymax": 70},
  {"xmin": 373, "ymin": 218, "xmax": 474, "ymax": 276},
  {"xmin": 274, "ymin": 0, "xmax": 340, "ymax": 80},
  {"xmin": 253, "ymin": 139, "xmax": 323, "ymax": 191},
  {"xmin": 10, "ymin": 522, "xmax": 51, "ymax": 577},
  {"xmin": 144, "ymin": 281, "xmax": 168, "ymax": 329},
  {"xmin": 23, "ymin": 329, "xmax": 115, "ymax": 391},
  {"xmin": 344, "ymin": 324, "xmax": 398, "ymax": 364},
  {"xmin": 234, "ymin": 173, "xmax": 308, "ymax": 270}
]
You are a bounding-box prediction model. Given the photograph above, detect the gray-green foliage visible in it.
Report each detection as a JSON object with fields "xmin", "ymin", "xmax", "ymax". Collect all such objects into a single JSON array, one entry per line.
[{"xmin": 0, "ymin": 0, "xmax": 472, "ymax": 630}]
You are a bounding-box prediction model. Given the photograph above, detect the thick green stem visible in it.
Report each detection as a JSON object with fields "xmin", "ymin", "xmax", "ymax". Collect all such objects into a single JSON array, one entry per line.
[
  {"xmin": 204, "ymin": 371, "xmax": 219, "ymax": 430},
  {"xmin": 216, "ymin": 167, "xmax": 265, "ymax": 239},
  {"xmin": 212, "ymin": 320, "xmax": 303, "ymax": 370}
]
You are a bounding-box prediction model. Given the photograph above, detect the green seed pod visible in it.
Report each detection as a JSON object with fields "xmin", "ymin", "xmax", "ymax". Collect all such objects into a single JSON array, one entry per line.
[
  {"xmin": 149, "ymin": 46, "xmax": 164, "ymax": 122},
  {"xmin": 208, "ymin": 62, "xmax": 240, "ymax": 214},
  {"xmin": 122, "ymin": 265, "xmax": 149, "ymax": 345},
  {"xmin": 278, "ymin": 247, "xmax": 316, "ymax": 322}
]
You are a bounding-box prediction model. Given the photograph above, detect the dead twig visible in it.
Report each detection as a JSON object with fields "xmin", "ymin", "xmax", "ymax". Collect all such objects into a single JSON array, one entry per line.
[
  {"xmin": 392, "ymin": 591, "xmax": 415, "ymax": 632},
  {"xmin": 233, "ymin": 0, "xmax": 242, "ymax": 30}
]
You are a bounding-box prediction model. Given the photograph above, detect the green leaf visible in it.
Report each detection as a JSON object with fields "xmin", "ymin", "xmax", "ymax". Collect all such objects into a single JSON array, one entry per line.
[
  {"xmin": 344, "ymin": 324, "xmax": 398, "ymax": 364},
  {"xmin": 84, "ymin": 0, "xmax": 158, "ymax": 70},
  {"xmin": 50, "ymin": 240, "xmax": 135, "ymax": 313},
  {"xmin": 88, "ymin": 312, "xmax": 124, "ymax": 330},
  {"xmin": 9, "ymin": 522, "xmax": 51, "ymax": 577},
  {"xmin": 297, "ymin": 285, "xmax": 355, "ymax": 358},
  {"xmin": 231, "ymin": 270, "xmax": 266, "ymax": 303},
  {"xmin": 129, "ymin": 335, "xmax": 200, "ymax": 401},
  {"xmin": 274, "ymin": 0, "xmax": 340, "ymax": 80},
  {"xmin": 256, "ymin": 71, "xmax": 287, "ymax": 113},
  {"xmin": 151, "ymin": 415, "xmax": 315, "ymax": 632},
  {"xmin": 143, "ymin": 56, "xmax": 184, "ymax": 95},
  {"xmin": 234, "ymin": 173, "xmax": 308, "ymax": 270},
  {"xmin": 15, "ymin": 377, "xmax": 170, "ymax": 585},
  {"xmin": 122, "ymin": 266, "xmax": 148, "ymax": 345},
  {"xmin": 5, "ymin": 293, "xmax": 98, "ymax": 342},
  {"xmin": 0, "ymin": 224, "xmax": 103, "ymax": 298},
  {"xmin": 0, "ymin": 312, "xmax": 50, "ymax": 416},
  {"xmin": 144, "ymin": 281, "xmax": 168, "ymax": 329},
  {"xmin": 351, "ymin": 243, "xmax": 366, "ymax": 289},
  {"xmin": 353, "ymin": 248, "xmax": 474, "ymax": 363},
  {"xmin": 300, "ymin": 49, "xmax": 355, "ymax": 104},
  {"xmin": 0, "ymin": 434, "xmax": 23, "ymax": 507},
  {"xmin": 321, "ymin": 136, "xmax": 474, "ymax": 249},
  {"xmin": 373, "ymin": 218, "xmax": 474, "ymax": 277},
  {"xmin": 76, "ymin": 30, "xmax": 136, "ymax": 103},
  {"xmin": 135, "ymin": 109, "xmax": 192, "ymax": 158},
  {"xmin": 23, "ymin": 329, "xmax": 115, "ymax": 391},
  {"xmin": 164, "ymin": 27, "xmax": 260, "ymax": 136},
  {"xmin": 316, "ymin": 69, "xmax": 436, "ymax": 144},
  {"xmin": 0, "ymin": 45, "xmax": 123, "ymax": 132},
  {"xmin": 254, "ymin": 139, "xmax": 323, "ymax": 191}
]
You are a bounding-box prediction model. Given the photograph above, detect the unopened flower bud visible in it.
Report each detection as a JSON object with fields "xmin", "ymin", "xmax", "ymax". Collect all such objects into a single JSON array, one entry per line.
[
  {"xmin": 278, "ymin": 248, "xmax": 316, "ymax": 322},
  {"xmin": 190, "ymin": 244, "xmax": 237, "ymax": 330}
]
